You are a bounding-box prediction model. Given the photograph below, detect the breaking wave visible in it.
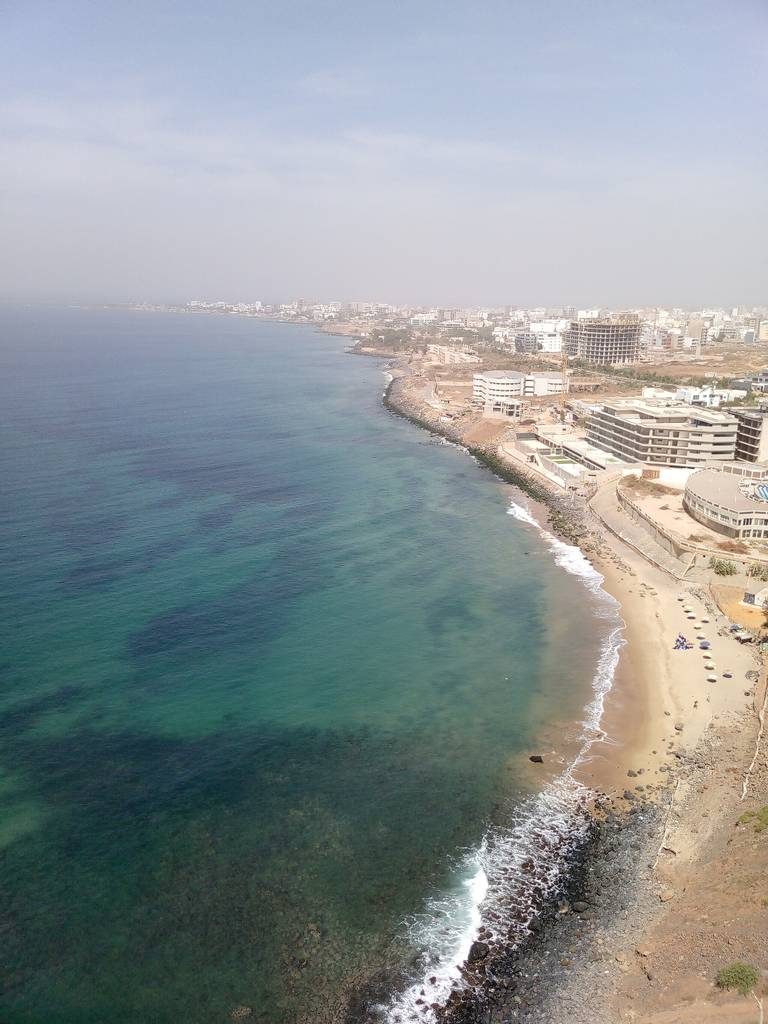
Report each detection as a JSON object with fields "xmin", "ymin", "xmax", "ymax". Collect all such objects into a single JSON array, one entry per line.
[{"xmin": 380, "ymin": 498, "xmax": 624, "ymax": 1023}]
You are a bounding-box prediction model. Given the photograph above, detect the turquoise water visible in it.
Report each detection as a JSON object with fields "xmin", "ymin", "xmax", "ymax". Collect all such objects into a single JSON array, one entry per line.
[{"xmin": 0, "ymin": 309, "xmax": 603, "ymax": 1023}]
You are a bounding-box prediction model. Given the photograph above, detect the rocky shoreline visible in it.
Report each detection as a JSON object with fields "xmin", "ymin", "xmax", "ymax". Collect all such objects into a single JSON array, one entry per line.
[
  {"xmin": 436, "ymin": 799, "xmax": 665, "ymax": 1024},
  {"xmin": 382, "ymin": 372, "xmax": 588, "ymax": 546}
]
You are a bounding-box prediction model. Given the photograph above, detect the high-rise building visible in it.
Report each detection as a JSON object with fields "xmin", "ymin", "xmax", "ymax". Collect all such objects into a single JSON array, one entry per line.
[{"xmin": 564, "ymin": 316, "xmax": 643, "ymax": 366}]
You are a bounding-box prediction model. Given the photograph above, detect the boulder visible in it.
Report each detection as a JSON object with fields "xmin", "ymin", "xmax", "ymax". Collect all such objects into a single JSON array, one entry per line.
[{"xmin": 467, "ymin": 941, "xmax": 490, "ymax": 963}]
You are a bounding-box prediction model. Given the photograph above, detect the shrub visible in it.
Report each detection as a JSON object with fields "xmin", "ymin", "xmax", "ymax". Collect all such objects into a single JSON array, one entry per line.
[
  {"xmin": 715, "ymin": 962, "xmax": 759, "ymax": 995},
  {"xmin": 738, "ymin": 807, "xmax": 768, "ymax": 833},
  {"xmin": 709, "ymin": 557, "xmax": 738, "ymax": 576}
]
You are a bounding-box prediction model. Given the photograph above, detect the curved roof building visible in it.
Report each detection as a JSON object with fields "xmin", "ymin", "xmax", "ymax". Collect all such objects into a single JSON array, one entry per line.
[{"xmin": 684, "ymin": 463, "xmax": 768, "ymax": 539}]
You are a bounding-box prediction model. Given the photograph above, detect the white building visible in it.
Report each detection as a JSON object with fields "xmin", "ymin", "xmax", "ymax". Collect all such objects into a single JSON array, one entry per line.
[
  {"xmin": 529, "ymin": 319, "xmax": 568, "ymax": 353},
  {"xmin": 473, "ymin": 371, "xmax": 567, "ymax": 415},
  {"xmin": 674, "ymin": 385, "xmax": 748, "ymax": 408},
  {"xmin": 426, "ymin": 344, "xmax": 481, "ymax": 365},
  {"xmin": 684, "ymin": 463, "xmax": 768, "ymax": 539}
]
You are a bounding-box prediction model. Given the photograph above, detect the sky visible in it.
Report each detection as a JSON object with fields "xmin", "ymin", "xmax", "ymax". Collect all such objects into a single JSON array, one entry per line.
[{"xmin": 1, "ymin": 0, "xmax": 766, "ymax": 308}]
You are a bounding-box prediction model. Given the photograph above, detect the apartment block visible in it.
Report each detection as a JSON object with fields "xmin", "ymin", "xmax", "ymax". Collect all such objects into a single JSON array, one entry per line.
[
  {"xmin": 425, "ymin": 344, "xmax": 481, "ymax": 365},
  {"xmin": 586, "ymin": 400, "xmax": 737, "ymax": 467}
]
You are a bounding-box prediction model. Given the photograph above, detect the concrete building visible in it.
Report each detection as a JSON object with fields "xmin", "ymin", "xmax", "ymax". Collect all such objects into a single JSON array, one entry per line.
[
  {"xmin": 733, "ymin": 409, "xmax": 768, "ymax": 463},
  {"xmin": 564, "ymin": 316, "xmax": 643, "ymax": 366},
  {"xmin": 426, "ymin": 344, "xmax": 481, "ymax": 365},
  {"xmin": 472, "ymin": 371, "xmax": 566, "ymax": 415},
  {"xmin": 586, "ymin": 400, "xmax": 738, "ymax": 467},
  {"xmin": 684, "ymin": 463, "xmax": 768, "ymax": 539},
  {"xmin": 529, "ymin": 319, "xmax": 568, "ymax": 354},
  {"xmin": 748, "ymin": 369, "xmax": 768, "ymax": 394},
  {"xmin": 674, "ymin": 385, "xmax": 748, "ymax": 408},
  {"xmin": 513, "ymin": 331, "xmax": 538, "ymax": 354}
]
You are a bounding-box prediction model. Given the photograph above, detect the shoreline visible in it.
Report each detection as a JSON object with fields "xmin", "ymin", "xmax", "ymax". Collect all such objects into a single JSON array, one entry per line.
[{"xmin": 371, "ymin": 357, "xmax": 767, "ymax": 1023}]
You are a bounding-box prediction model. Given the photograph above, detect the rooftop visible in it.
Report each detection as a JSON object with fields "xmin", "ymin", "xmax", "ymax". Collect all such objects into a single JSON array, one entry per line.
[
  {"xmin": 599, "ymin": 399, "xmax": 737, "ymax": 426},
  {"xmin": 474, "ymin": 371, "xmax": 525, "ymax": 380},
  {"xmin": 473, "ymin": 370, "xmax": 564, "ymax": 381},
  {"xmin": 686, "ymin": 467, "xmax": 768, "ymax": 511}
]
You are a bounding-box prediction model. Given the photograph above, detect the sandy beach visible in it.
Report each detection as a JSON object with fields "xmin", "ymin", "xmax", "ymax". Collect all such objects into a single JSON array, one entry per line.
[{"xmin": 582, "ymin": 536, "xmax": 758, "ymax": 797}]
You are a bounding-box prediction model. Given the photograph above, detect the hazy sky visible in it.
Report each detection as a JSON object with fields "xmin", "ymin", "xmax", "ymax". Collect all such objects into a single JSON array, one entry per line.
[{"xmin": 1, "ymin": 0, "xmax": 766, "ymax": 307}]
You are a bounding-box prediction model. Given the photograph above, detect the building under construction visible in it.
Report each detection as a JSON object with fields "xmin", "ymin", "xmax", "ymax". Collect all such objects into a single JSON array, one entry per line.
[{"xmin": 563, "ymin": 315, "xmax": 643, "ymax": 366}]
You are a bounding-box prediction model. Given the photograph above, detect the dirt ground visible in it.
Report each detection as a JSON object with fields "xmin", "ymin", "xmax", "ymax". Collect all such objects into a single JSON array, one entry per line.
[
  {"xmin": 614, "ymin": 711, "xmax": 768, "ymax": 1024},
  {"xmin": 711, "ymin": 584, "xmax": 768, "ymax": 632},
  {"xmin": 642, "ymin": 342, "xmax": 768, "ymax": 380}
]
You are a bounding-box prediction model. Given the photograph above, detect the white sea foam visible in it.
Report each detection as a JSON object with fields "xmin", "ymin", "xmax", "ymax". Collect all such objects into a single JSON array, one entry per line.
[
  {"xmin": 506, "ymin": 499, "xmax": 625, "ymax": 749},
  {"xmin": 381, "ymin": 497, "xmax": 625, "ymax": 1023}
]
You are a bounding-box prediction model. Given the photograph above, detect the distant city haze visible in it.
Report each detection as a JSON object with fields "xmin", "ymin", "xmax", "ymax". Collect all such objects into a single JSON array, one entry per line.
[{"xmin": 1, "ymin": 0, "xmax": 766, "ymax": 308}]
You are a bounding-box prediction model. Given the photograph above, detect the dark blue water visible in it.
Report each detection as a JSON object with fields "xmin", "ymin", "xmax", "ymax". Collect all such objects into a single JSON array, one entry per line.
[{"xmin": 0, "ymin": 308, "xmax": 602, "ymax": 1023}]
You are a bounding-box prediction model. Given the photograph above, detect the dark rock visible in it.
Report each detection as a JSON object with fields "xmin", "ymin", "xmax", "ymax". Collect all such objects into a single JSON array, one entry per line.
[
  {"xmin": 529, "ymin": 754, "xmax": 544, "ymax": 764},
  {"xmin": 467, "ymin": 941, "xmax": 490, "ymax": 963}
]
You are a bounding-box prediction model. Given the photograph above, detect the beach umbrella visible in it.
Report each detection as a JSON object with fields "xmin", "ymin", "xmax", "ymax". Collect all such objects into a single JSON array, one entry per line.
[
  {"xmin": 723, "ymin": 671, "xmax": 733, "ymax": 678},
  {"xmin": 707, "ymin": 675, "xmax": 717, "ymax": 682},
  {"xmin": 701, "ymin": 617, "xmax": 710, "ymax": 623}
]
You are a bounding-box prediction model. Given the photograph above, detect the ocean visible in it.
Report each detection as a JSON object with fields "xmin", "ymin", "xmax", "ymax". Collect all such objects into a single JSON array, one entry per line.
[{"xmin": 0, "ymin": 308, "xmax": 618, "ymax": 1023}]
